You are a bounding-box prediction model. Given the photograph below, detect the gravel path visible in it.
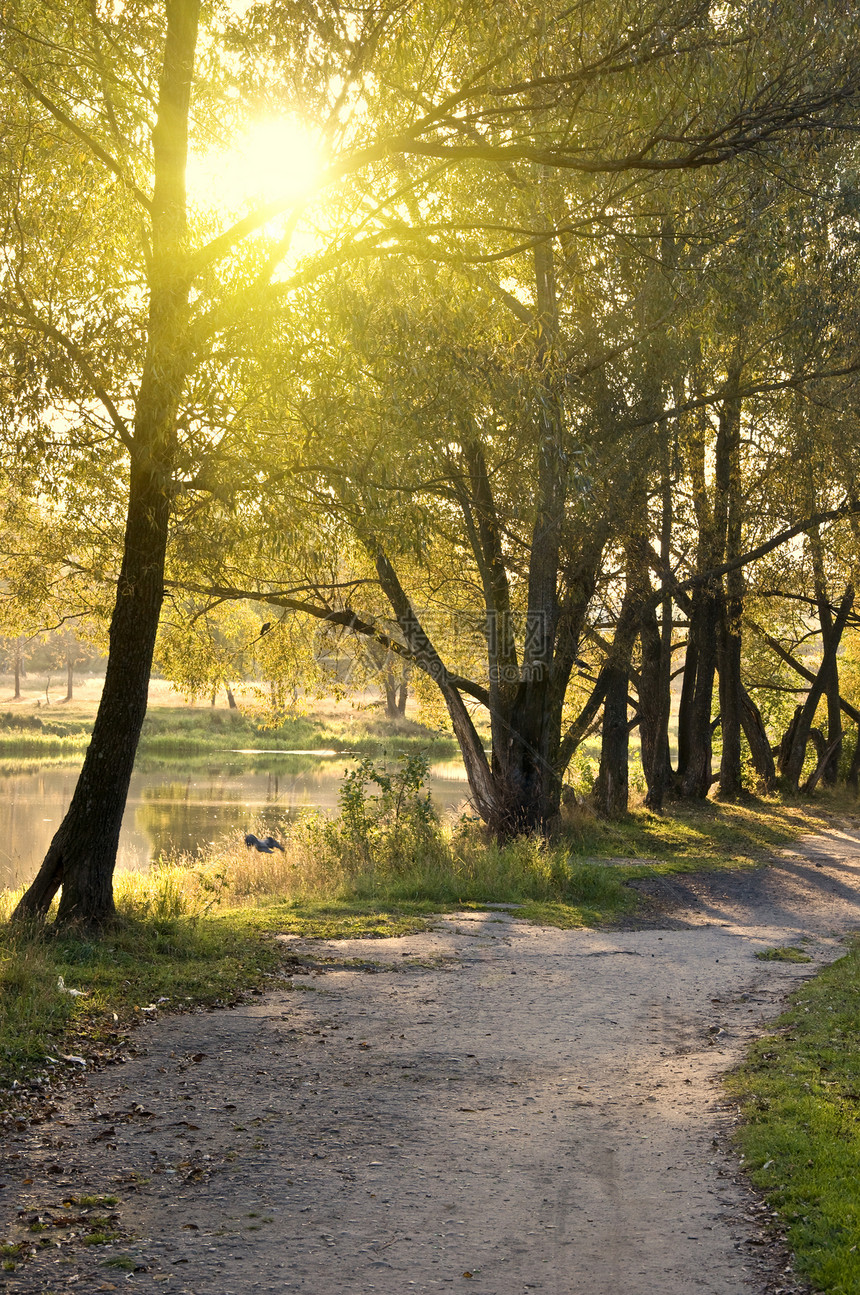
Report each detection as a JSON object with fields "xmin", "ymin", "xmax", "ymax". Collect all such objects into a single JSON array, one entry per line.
[{"xmin": 3, "ymin": 826, "xmax": 860, "ymax": 1295}]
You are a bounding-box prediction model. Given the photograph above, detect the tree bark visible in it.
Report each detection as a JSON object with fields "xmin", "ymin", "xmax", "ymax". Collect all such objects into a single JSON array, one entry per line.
[
  {"xmin": 594, "ymin": 662, "xmax": 630, "ymax": 817},
  {"xmin": 739, "ymin": 687, "xmax": 776, "ymax": 791},
  {"xmin": 642, "ymin": 425, "xmax": 675, "ymax": 811},
  {"xmin": 781, "ymin": 583, "xmax": 855, "ymax": 792},
  {"xmin": 12, "ymin": 0, "xmax": 200, "ymax": 927},
  {"xmin": 716, "ymin": 351, "xmax": 744, "ymax": 798},
  {"xmin": 383, "ymin": 674, "xmax": 396, "ymax": 718},
  {"xmin": 676, "ymin": 634, "xmax": 698, "ymax": 780},
  {"xmin": 810, "ymin": 527, "xmax": 843, "ymax": 783},
  {"xmin": 680, "ymin": 585, "xmax": 719, "ymax": 797},
  {"xmin": 678, "ymin": 386, "xmax": 718, "ymax": 798},
  {"xmin": 13, "ymin": 637, "xmax": 23, "ymax": 700}
]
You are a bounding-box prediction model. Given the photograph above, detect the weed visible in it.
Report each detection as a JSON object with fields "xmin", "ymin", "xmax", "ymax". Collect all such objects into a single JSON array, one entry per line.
[{"xmin": 754, "ymin": 946, "xmax": 813, "ymax": 963}]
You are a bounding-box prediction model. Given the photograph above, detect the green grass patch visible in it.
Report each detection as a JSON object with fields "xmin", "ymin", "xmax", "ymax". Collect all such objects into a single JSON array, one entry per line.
[
  {"xmin": 228, "ymin": 900, "xmax": 435, "ymax": 941},
  {"xmin": 726, "ymin": 939, "xmax": 860, "ymax": 1293},
  {"xmin": 0, "ymin": 902, "xmax": 284, "ymax": 1092},
  {"xmin": 755, "ymin": 946, "xmax": 813, "ymax": 964},
  {"xmin": 562, "ymin": 796, "xmax": 842, "ymax": 875}
]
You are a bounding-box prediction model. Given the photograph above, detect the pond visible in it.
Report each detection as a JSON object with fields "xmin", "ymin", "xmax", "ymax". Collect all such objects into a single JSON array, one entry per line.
[{"xmin": 0, "ymin": 754, "xmax": 473, "ymax": 891}]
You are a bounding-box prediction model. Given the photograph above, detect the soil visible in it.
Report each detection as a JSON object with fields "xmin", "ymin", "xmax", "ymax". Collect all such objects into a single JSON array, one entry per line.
[{"xmin": 4, "ymin": 825, "xmax": 860, "ymax": 1295}]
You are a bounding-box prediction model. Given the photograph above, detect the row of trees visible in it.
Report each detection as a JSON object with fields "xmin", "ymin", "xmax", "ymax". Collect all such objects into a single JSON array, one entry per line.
[
  {"xmin": 2, "ymin": 0, "xmax": 860, "ymax": 924},
  {"xmin": 0, "ymin": 630, "xmax": 102, "ymax": 701}
]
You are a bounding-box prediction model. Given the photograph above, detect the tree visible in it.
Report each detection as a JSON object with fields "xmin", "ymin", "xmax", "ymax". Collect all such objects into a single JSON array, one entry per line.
[{"xmin": 4, "ymin": 0, "xmax": 860, "ymax": 923}]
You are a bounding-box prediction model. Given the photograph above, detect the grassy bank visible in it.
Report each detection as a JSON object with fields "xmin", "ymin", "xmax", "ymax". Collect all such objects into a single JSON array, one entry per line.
[
  {"xmin": 1, "ymin": 772, "xmax": 849, "ymax": 1099},
  {"xmin": 727, "ymin": 944, "xmax": 860, "ymax": 1294},
  {"xmin": 0, "ymin": 704, "xmax": 460, "ymax": 764}
]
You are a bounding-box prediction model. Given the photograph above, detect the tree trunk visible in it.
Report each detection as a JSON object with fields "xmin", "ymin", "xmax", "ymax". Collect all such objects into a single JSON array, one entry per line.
[
  {"xmin": 777, "ymin": 706, "xmax": 803, "ymax": 777},
  {"xmin": 717, "ymin": 594, "xmax": 743, "ymax": 797},
  {"xmin": 383, "ymin": 670, "xmax": 399, "ymax": 719},
  {"xmin": 782, "ymin": 583, "xmax": 855, "ymax": 792},
  {"xmin": 739, "ymin": 687, "xmax": 776, "ymax": 791},
  {"xmin": 810, "ymin": 529, "xmax": 843, "ymax": 784},
  {"xmin": 713, "ymin": 350, "xmax": 743, "ymax": 798},
  {"xmin": 642, "ymin": 428, "xmax": 675, "ymax": 812},
  {"xmin": 804, "ymin": 734, "xmax": 844, "ymax": 794},
  {"xmin": 12, "ymin": 0, "xmax": 200, "ymax": 927},
  {"xmin": 13, "ymin": 465, "xmax": 172, "ymax": 924},
  {"xmin": 594, "ymin": 579, "xmax": 642, "ymax": 818},
  {"xmin": 637, "ymin": 595, "xmax": 666, "ymax": 802},
  {"xmin": 226, "ymin": 685, "xmax": 237, "ymax": 709},
  {"xmin": 64, "ymin": 657, "xmax": 74, "ymax": 703},
  {"xmin": 676, "ymin": 635, "xmax": 698, "ymax": 780},
  {"xmin": 595, "ymin": 663, "xmax": 630, "ymax": 817},
  {"xmin": 13, "ymin": 637, "xmax": 23, "ymax": 700},
  {"xmin": 680, "ymin": 587, "xmax": 719, "ymax": 797},
  {"xmin": 677, "ymin": 395, "xmax": 714, "ymax": 793}
]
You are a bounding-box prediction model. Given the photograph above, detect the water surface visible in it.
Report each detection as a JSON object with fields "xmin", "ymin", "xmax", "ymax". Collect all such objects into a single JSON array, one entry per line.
[{"xmin": 0, "ymin": 755, "xmax": 472, "ymax": 891}]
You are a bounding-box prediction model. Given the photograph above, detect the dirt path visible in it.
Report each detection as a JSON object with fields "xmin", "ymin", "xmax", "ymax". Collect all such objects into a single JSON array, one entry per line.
[{"xmin": 4, "ymin": 826, "xmax": 860, "ymax": 1295}]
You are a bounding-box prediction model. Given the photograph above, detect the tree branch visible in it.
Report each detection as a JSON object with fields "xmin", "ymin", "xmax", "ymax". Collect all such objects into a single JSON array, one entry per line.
[
  {"xmin": 1, "ymin": 301, "xmax": 134, "ymax": 451},
  {"xmin": 164, "ymin": 577, "xmax": 491, "ymax": 707},
  {"xmin": 10, "ymin": 66, "xmax": 152, "ymax": 212}
]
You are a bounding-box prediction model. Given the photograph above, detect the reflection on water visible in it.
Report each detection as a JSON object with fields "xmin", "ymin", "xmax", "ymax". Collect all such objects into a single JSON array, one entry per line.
[{"xmin": 0, "ymin": 756, "xmax": 473, "ymax": 890}]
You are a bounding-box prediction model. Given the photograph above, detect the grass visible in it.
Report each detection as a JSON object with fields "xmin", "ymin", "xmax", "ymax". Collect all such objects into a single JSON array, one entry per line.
[
  {"xmin": 755, "ymin": 945, "xmax": 814, "ymax": 964},
  {"xmin": 726, "ymin": 940, "xmax": 860, "ymax": 1294},
  {"xmin": 562, "ymin": 794, "xmax": 845, "ymax": 876},
  {"xmin": 0, "ymin": 703, "xmax": 460, "ymax": 765},
  {"xmin": 0, "ymin": 777, "xmax": 842, "ymax": 1099}
]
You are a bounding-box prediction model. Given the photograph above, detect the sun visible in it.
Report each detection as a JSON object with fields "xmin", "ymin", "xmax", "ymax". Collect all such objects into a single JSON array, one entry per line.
[{"xmin": 188, "ymin": 116, "xmax": 321, "ymax": 213}]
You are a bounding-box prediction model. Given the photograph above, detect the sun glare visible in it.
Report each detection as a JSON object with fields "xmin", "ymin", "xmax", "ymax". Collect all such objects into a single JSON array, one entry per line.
[{"xmin": 188, "ymin": 116, "xmax": 321, "ymax": 213}]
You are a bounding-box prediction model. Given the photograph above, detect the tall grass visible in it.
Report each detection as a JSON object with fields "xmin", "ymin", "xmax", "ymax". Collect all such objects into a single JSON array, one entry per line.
[{"xmin": 148, "ymin": 754, "xmax": 630, "ymax": 921}]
